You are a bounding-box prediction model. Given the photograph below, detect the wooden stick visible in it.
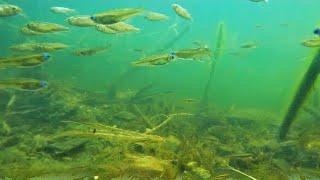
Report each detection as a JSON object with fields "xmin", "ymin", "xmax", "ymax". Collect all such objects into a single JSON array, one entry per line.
[
  {"xmin": 145, "ymin": 113, "xmax": 192, "ymax": 134},
  {"xmin": 227, "ymin": 165, "xmax": 257, "ymax": 180}
]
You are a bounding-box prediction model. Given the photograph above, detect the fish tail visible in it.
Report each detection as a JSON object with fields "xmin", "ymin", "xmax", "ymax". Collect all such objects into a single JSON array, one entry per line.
[{"xmin": 130, "ymin": 61, "xmax": 139, "ymax": 66}]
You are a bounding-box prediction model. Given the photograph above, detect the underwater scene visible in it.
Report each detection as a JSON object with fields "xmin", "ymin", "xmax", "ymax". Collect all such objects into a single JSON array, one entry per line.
[{"xmin": 1, "ymin": 0, "xmax": 320, "ymax": 179}]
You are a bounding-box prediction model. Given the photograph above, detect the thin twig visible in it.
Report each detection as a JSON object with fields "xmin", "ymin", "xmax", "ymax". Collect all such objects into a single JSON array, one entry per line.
[
  {"xmin": 145, "ymin": 113, "xmax": 192, "ymax": 134},
  {"xmin": 227, "ymin": 165, "xmax": 257, "ymax": 180},
  {"xmin": 133, "ymin": 104, "xmax": 153, "ymax": 128}
]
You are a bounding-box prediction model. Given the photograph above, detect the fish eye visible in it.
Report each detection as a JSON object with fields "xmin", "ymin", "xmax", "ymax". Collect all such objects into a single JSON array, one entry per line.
[
  {"xmin": 170, "ymin": 52, "xmax": 175, "ymax": 55},
  {"xmin": 40, "ymin": 81, "xmax": 48, "ymax": 87},
  {"xmin": 314, "ymin": 28, "xmax": 320, "ymax": 34},
  {"xmin": 42, "ymin": 53, "xmax": 50, "ymax": 60},
  {"xmin": 170, "ymin": 55, "xmax": 175, "ymax": 60},
  {"xmin": 90, "ymin": 15, "xmax": 96, "ymax": 20}
]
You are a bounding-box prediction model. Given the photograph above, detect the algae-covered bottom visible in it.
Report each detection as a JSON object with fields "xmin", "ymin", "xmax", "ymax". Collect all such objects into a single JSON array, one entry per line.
[{"xmin": 0, "ymin": 83, "xmax": 320, "ymax": 179}]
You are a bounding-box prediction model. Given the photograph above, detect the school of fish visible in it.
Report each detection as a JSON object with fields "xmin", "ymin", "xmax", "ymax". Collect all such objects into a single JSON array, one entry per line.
[{"xmin": 0, "ymin": 1, "xmax": 317, "ymax": 91}]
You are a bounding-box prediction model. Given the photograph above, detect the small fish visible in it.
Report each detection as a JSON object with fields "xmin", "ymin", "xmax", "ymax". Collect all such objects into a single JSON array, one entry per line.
[
  {"xmin": 10, "ymin": 43, "xmax": 68, "ymax": 52},
  {"xmin": 249, "ymin": 0, "xmax": 269, "ymax": 2},
  {"xmin": 130, "ymin": 91, "xmax": 174, "ymax": 103},
  {"xmin": 174, "ymin": 47, "xmax": 212, "ymax": 61},
  {"xmin": 90, "ymin": 8, "xmax": 144, "ymax": 25},
  {"xmin": 106, "ymin": 22, "xmax": 140, "ymax": 33},
  {"xmin": 0, "ymin": 4, "xmax": 22, "ymax": 17},
  {"xmin": 240, "ymin": 42, "xmax": 258, "ymax": 49},
  {"xmin": 66, "ymin": 15, "xmax": 96, "ymax": 27},
  {"xmin": 132, "ymin": 53, "xmax": 175, "ymax": 67},
  {"xmin": 130, "ymin": 48, "xmax": 145, "ymax": 53},
  {"xmin": 229, "ymin": 50, "xmax": 241, "ymax": 56},
  {"xmin": 255, "ymin": 24, "xmax": 264, "ymax": 29},
  {"xmin": 0, "ymin": 78, "xmax": 48, "ymax": 91},
  {"xmin": 95, "ymin": 24, "xmax": 117, "ymax": 34},
  {"xmin": 72, "ymin": 46, "xmax": 111, "ymax": 56},
  {"xmin": 182, "ymin": 98, "xmax": 196, "ymax": 103},
  {"xmin": 172, "ymin": 4, "xmax": 192, "ymax": 21},
  {"xmin": 0, "ymin": 53, "xmax": 51, "ymax": 68},
  {"xmin": 26, "ymin": 22, "xmax": 69, "ymax": 33},
  {"xmin": 301, "ymin": 39, "xmax": 320, "ymax": 47},
  {"xmin": 50, "ymin": 7, "xmax": 75, "ymax": 14},
  {"xmin": 314, "ymin": 28, "xmax": 320, "ymax": 36},
  {"xmin": 144, "ymin": 12, "xmax": 168, "ymax": 21},
  {"xmin": 32, "ymin": 43, "xmax": 68, "ymax": 52},
  {"xmin": 10, "ymin": 43, "xmax": 37, "ymax": 52},
  {"xmin": 20, "ymin": 27, "xmax": 44, "ymax": 36}
]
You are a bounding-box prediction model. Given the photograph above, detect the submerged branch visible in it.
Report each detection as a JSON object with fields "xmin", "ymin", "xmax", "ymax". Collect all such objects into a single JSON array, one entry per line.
[
  {"xmin": 132, "ymin": 104, "xmax": 153, "ymax": 128},
  {"xmin": 145, "ymin": 113, "xmax": 192, "ymax": 134},
  {"xmin": 53, "ymin": 121, "xmax": 164, "ymax": 143},
  {"xmin": 227, "ymin": 165, "xmax": 257, "ymax": 180}
]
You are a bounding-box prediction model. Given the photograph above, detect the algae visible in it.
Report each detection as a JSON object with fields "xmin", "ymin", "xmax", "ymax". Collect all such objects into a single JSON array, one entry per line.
[{"xmin": 1, "ymin": 81, "xmax": 320, "ymax": 179}]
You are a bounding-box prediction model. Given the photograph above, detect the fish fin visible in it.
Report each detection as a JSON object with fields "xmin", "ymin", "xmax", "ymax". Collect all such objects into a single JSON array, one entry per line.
[
  {"xmin": 115, "ymin": 33, "xmax": 124, "ymax": 38},
  {"xmin": 168, "ymin": 23, "xmax": 179, "ymax": 35},
  {"xmin": 194, "ymin": 58, "xmax": 205, "ymax": 62},
  {"xmin": 173, "ymin": 28, "xmax": 178, "ymax": 35},
  {"xmin": 0, "ymin": 19, "xmax": 19, "ymax": 29},
  {"xmin": 17, "ymin": 13, "xmax": 30, "ymax": 21}
]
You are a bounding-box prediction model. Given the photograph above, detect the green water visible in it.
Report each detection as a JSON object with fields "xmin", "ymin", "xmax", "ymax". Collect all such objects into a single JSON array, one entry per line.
[{"xmin": 1, "ymin": 0, "xmax": 320, "ymax": 179}]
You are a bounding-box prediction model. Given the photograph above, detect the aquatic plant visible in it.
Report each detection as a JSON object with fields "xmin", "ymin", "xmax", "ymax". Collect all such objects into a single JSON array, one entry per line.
[
  {"xmin": 279, "ymin": 47, "xmax": 320, "ymax": 140},
  {"xmin": 200, "ymin": 22, "xmax": 226, "ymax": 111}
]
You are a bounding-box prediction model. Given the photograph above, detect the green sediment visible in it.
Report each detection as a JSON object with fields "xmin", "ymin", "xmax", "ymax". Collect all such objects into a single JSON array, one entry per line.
[
  {"xmin": 279, "ymin": 48, "xmax": 320, "ymax": 140},
  {"xmin": 199, "ymin": 22, "xmax": 226, "ymax": 111}
]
